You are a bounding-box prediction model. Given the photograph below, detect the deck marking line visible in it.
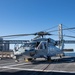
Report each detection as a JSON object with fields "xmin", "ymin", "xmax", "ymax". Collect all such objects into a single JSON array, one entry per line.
[
  {"xmin": 1, "ymin": 63, "xmax": 29, "ymax": 67},
  {"xmin": 1, "ymin": 66, "xmax": 75, "ymax": 73}
]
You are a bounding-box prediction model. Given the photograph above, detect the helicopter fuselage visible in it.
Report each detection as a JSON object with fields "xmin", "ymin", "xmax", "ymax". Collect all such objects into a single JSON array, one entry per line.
[{"xmin": 13, "ymin": 38, "xmax": 64, "ymax": 61}]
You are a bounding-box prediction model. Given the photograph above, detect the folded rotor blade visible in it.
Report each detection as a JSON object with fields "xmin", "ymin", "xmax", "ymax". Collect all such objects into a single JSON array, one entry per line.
[
  {"xmin": 52, "ymin": 34, "xmax": 75, "ymax": 38},
  {"xmin": 0, "ymin": 31, "xmax": 52, "ymax": 38},
  {"xmin": 63, "ymin": 35, "xmax": 75, "ymax": 38},
  {"xmin": 48, "ymin": 27, "xmax": 75, "ymax": 32},
  {"xmin": 0, "ymin": 34, "xmax": 34, "ymax": 38}
]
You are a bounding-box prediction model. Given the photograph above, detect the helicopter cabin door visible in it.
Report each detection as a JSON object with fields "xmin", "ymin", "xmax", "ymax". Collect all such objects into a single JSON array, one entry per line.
[{"xmin": 36, "ymin": 41, "xmax": 47, "ymax": 57}]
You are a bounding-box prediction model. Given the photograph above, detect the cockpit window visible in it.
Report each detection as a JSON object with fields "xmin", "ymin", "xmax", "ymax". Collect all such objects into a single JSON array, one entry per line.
[
  {"xmin": 37, "ymin": 41, "xmax": 47, "ymax": 49},
  {"xmin": 20, "ymin": 43, "xmax": 36, "ymax": 48}
]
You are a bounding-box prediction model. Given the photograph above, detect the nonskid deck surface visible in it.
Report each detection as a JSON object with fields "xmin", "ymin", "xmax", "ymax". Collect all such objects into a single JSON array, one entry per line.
[{"xmin": 0, "ymin": 57, "xmax": 75, "ymax": 75}]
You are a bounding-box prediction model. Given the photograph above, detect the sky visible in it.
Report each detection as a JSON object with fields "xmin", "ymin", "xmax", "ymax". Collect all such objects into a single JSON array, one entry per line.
[{"xmin": 0, "ymin": 0, "xmax": 75, "ymax": 50}]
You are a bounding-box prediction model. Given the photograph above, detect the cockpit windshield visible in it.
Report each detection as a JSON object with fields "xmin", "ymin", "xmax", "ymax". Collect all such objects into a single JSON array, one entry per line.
[{"xmin": 21, "ymin": 42, "xmax": 36, "ymax": 48}]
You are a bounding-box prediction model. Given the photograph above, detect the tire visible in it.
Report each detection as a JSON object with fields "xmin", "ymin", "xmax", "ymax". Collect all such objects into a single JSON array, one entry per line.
[{"xmin": 47, "ymin": 56, "xmax": 51, "ymax": 61}]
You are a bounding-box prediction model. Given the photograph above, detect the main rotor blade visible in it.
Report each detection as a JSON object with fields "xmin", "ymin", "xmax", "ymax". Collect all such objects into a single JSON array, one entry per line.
[
  {"xmin": 1, "ymin": 26, "xmax": 75, "ymax": 38},
  {"xmin": 48, "ymin": 27, "xmax": 75, "ymax": 32},
  {"xmin": 0, "ymin": 33, "xmax": 34, "ymax": 38},
  {"xmin": 0, "ymin": 31, "xmax": 52, "ymax": 38},
  {"xmin": 53, "ymin": 34, "xmax": 75, "ymax": 38},
  {"xmin": 63, "ymin": 35, "xmax": 75, "ymax": 38}
]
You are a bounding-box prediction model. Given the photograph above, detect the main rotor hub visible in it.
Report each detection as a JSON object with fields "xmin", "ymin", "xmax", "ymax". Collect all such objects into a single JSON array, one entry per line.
[{"xmin": 34, "ymin": 31, "xmax": 51, "ymax": 36}]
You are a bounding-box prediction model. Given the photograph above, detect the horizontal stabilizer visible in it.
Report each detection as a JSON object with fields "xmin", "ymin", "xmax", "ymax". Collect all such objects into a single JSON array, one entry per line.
[{"xmin": 63, "ymin": 49, "xmax": 74, "ymax": 52}]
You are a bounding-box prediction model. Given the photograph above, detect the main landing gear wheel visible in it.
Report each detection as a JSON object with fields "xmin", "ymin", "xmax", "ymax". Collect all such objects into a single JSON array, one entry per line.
[
  {"xmin": 15, "ymin": 59, "xmax": 19, "ymax": 63},
  {"xmin": 47, "ymin": 56, "xmax": 51, "ymax": 62},
  {"xmin": 59, "ymin": 55, "xmax": 61, "ymax": 58},
  {"xmin": 14, "ymin": 55, "xmax": 20, "ymax": 63}
]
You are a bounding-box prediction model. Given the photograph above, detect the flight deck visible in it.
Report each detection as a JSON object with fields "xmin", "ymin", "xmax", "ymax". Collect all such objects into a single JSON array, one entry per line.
[{"xmin": 0, "ymin": 57, "xmax": 75, "ymax": 75}]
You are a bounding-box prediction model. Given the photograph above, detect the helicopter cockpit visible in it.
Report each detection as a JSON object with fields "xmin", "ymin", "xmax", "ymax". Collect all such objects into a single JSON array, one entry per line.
[{"xmin": 20, "ymin": 42, "xmax": 37, "ymax": 49}]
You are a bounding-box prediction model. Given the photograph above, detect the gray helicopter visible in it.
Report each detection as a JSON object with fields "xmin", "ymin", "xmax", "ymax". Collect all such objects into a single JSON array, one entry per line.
[
  {"xmin": 12, "ymin": 24, "xmax": 64, "ymax": 62},
  {"xmin": 1, "ymin": 24, "xmax": 75, "ymax": 62},
  {"xmin": 14, "ymin": 38, "xmax": 64, "ymax": 62}
]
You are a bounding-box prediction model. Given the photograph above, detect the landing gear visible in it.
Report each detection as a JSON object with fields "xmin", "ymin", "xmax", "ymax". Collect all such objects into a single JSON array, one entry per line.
[
  {"xmin": 13, "ymin": 56, "xmax": 19, "ymax": 63},
  {"xmin": 13, "ymin": 55, "xmax": 17, "ymax": 59},
  {"xmin": 24, "ymin": 58, "xmax": 36, "ymax": 62},
  {"xmin": 60, "ymin": 55, "xmax": 62, "ymax": 58},
  {"xmin": 15, "ymin": 59, "xmax": 19, "ymax": 63},
  {"xmin": 47, "ymin": 56, "xmax": 51, "ymax": 61},
  {"xmin": 60, "ymin": 53, "xmax": 65, "ymax": 58}
]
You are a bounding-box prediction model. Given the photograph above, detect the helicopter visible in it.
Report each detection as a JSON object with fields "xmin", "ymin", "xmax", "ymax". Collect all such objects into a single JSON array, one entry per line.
[
  {"xmin": 13, "ymin": 37, "xmax": 64, "ymax": 62},
  {"xmin": 0, "ymin": 24, "xmax": 75, "ymax": 62}
]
